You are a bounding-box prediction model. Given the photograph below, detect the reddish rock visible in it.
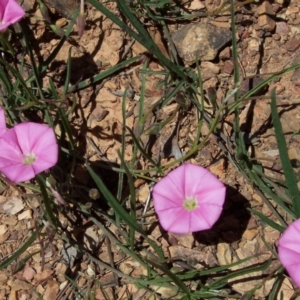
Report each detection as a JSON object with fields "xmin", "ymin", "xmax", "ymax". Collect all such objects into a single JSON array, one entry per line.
[
  {"xmin": 273, "ymin": 33, "xmax": 281, "ymax": 41},
  {"xmin": 276, "ymin": 22, "xmax": 289, "ymax": 35},
  {"xmin": 291, "ymin": 68, "xmax": 300, "ymax": 86},
  {"xmin": 286, "ymin": 38, "xmax": 300, "ymax": 52},
  {"xmin": 223, "ymin": 60, "xmax": 234, "ymax": 74}
]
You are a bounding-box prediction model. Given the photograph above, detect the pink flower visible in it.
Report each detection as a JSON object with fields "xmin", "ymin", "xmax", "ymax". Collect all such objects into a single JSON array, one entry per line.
[
  {"xmin": 0, "ymin": 0, "xmax": 25, "ymax": 32},
  {"xmin": 0, "ymin": 107, "xmax": 6, "ymax": 136},
  {"xmin": 0, "ymin": 122, "xmax": 58, "ymax": 182},
  {"xmin": 152, "ymin": 163, "xmax": 226, "ymax": 234},
  {"xmin": 278, "ymin": 218, "xmax": 300, "ymax": 288}
]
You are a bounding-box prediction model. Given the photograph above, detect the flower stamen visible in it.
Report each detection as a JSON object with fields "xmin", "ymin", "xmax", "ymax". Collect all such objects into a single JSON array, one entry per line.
[
  {"xmin": 183, "ymin": 196, "xmax": 198, "ymax": 211},
  {"xmin": 23, "ymin": 153, "xmax": 36, "ymax": 165}
]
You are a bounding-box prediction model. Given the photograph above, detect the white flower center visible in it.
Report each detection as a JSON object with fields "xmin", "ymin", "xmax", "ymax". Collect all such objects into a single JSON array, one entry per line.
[
  {"xmin": 23, "ymin": 152, "xmax": 36, "ymax": 165},
  {"xmin": 183, "ymin": 196, "xmax": 198, "ymax": 211}
]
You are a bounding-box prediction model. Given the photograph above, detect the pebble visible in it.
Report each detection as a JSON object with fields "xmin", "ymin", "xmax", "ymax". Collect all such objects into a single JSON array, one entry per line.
[
  {"xmin": 286, "ymin": 6, "xmax": 299, "ymax": 16},
  {"xmin": 223, "ymin": 60, "xmax": 234, "ymax": 74},
  {"xmin": 201, "ymin": 61, "xmax": 220, "ymax": 74},
  {"xmin": 285, "ymin": 38, "xmax": 300, "ymax": 52},
  {"xmin": 273, "ymin": 33, "xmax": 281, "ymax": 41},
  {"xmin": 256, "ymin": 1, "xmax": 274, "ymax": 15},
  {"xmin": 171, "ymin": 23, "xmax": 232, "ymax": 63},
  {"xmin": 258, "ymin": 14, "xmax": 276, "ymax": 31},
  {"xmin": 291, "ymin": 68, "xmax": 300, "ymax": 86},
  {"xmin": 219, "ymin": 47, "xmax": 231, "ymax": 60},
  {"xmin": 276, "ymin": 21, "xmax": 289, "ymax": 35}
]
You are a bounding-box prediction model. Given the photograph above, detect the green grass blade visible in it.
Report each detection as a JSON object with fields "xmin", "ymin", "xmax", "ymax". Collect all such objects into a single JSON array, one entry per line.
[
  {"xmin": 87, "ymin": 0, "xmax": 187, "ymax": 80},
  {"xmin": 248, "ymin": 208, "xmax": 285, "ymax": 232},
  {"xmin": 36, "ymin": 175, "xmax": 58, "ymax": 227},
  {"xmin": 271, "ymin": 89, "xmax": 300, "ymax": 218},
  {"xmin": 86, "ymin": 163, "xmax": 145, "ymax": 233}
]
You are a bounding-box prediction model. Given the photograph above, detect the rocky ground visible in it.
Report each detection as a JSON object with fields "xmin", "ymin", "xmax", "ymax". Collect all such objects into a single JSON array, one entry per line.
[{"xmin": 0, "ymin": 0, "xmax": 300, "ymax": 299}]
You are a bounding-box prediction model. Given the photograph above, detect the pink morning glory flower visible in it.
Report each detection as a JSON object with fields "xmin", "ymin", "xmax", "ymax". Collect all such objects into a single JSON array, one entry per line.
[
  {"xmin": 0, "ymin": 0, "xmax": 25, "ymax": 32},
  {"xmin": 278, "ymin": 218, "xmax": 300, "ymax": 288},
  {"xmin": 152, "ymin": 163, "xmax": 226, "ymax": 234},
  {"xmin": 0, "ymin": 122, "xmax": 58, "ymax": 182},
  {"xmin": 0, "ymin": 107, "xmax": 6, "ymax": 136}
]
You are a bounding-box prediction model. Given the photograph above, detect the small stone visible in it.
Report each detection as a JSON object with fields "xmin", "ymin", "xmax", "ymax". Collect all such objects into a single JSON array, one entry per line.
[
  {"xmin": 43, "ymin": 280, "xmax": 59, "ymax": 300},
  {"xmin": 216, "ymin": 242, "xmax": 232, "ymax": 265},
  {"xmin": 243, "ymin": 229, "xmax": 258, "ymax": 241},
  {"xmin": 168, "ymin": 245, "xmax": 205, "ymax": 265},
  {"xmin": 10, "ymin": 279, "xmax": 30, "ymax": 291},
  {"xmin": 36, "ymin": 284, "xmax": 45, "ymax": 295},
  {"xmin": 291, "ymin": 68, "xmax": 300, "ymax": 86},
  {"xmin": 0, "ymin": 271, "xmax": 8, "ymax": 284},
  {"xmin": 137, "ymin": 184, "xmax": 150, "ymax": 204},
  {"xmin": 286, "ymin": 38, "xmax": 300, "ymax": 52},
  {"xmin": 201, "ymin": 61, "xmax": 220, "ymax": 74},
  {"xmin": 256, "ymin": 1, "xmax": 274, "ymax": 15},
  {"xmin": 86, "ymin": 265, "xmax": 95, "ymax": 276},
  {"xmin": 177, "ymin": 233, "xmax": 194, "ymax": 249},
  {"xmin": 34, "ymin": 269, "xmax": 54, "ymax": 283},
  {"xmin": 201, "ymin": 69, "xmax": 217, "ymax": 81},
  {"xmin": 223, "ymin": 60, "xmax": 234, "ymax": 74},
  {"xmin": 286, "ymin": 6, "xmax": 299, "ymax": 16},
  {"xmin": 273, "ymin": 33, "xmax": 280, "ymax": 41},
  {"xmin": 264, "ymin": 226, "xmax": 280, "ymax": 244},
  {"xmin": 219, "ymin": 46, "xmax": 231, "ymax": 60},
  {"xmin": 258, "ymin": 14, "xmax": 276, "ymax": 32},
  {"xmin": 18, "ymin": 210, "xmax": 32, "ymax": 220},
  {"xmin": 55, "ymin": 263, "xmax": 68, "ymax": 282},
  {"xmin": 150, "ymin": 225, "xmax": 162, "ymax": 240},
  {"xmin": 290, "ymin": 26, "xmax": 300, "ymax": 35},
  {"xmin": 119, "ymin": 261, "xmax": 133, "ymax": 275},
  {"xmin": 99, "ymin": 273, "xmax": 116, "ymax": 286},
  {"xmin": 248, "ymin": 38, "xmax": 260, "ymax": 53},
  {"xmin": 171, "ymin": 23, "xmax": 232, "ymax": 63},
  {"xmin": 1, "ymin": 215, "xmax": 18, "ymax": 226},
  {"xmin": 59, "ymin": 281, "xmax": 68, "ymax": 291},
  {"xmin": 203, "ymin": 77, "xmax": 219, "ymax": 90},
  {"xmin": 189, "ymin": 0, "xmax": 205, "ymax": 10},
  {"xmin": 276, "ymin": 22, "xmax": 289, "ymax": 35},
  {"xmin": 0, "ymin": 225, "xmax": 7, "ymax": 235},
  {"xmin": 247, "ymin": 217, "xmax": 258, "ymax": 230},
  {"xmin": 22, "ymin": 265, "xmax": 36, "ymax": 281},
  {"xmin": 56, "ymin": 18, "xmax": 67, "ymax": 28},
  {"xmin": 77, "ymin": 277, "xmax": 86, "ymax": 288},
  {"xmin": 1, "ymin": 196, "xmax": 24, "ymax": 215}
]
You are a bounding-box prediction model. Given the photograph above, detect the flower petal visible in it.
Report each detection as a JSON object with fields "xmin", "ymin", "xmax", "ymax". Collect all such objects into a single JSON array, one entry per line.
[
  {"xmin": 0, "ymin": 122, "xmax": 58, "ymax": 182},
  {"xmin": 151, "ymin": 193, "xmax": 182, "ymax": 211},
  {"xmin": 0, "ymin": 163, "xmax": 35, "ymax": 182},
  {"xmin": 195, "ymin": 186, "xmax": 226, "ymax": 206},
  {"xmin": 153, "ymin": 168, "xmax": 185, "ymax": 201},
  {"xmin": 1, "ymin": 0, "xmax": 25, "ymax": 31},
  {"xmin": 157, "ymin": 207, "xmax": 192, "ymax": 234},
  {"xmin": 181, "ymin": 164, "xmax": 213, "ymax": 196},
  {"xmin": 14, "ymin": 122, "xmax": 58, "ymax": 157},
  {"xmin": 152, "ymin": 163, "xmax": 226, "ymax": 234},
  {"xmin": 191, "ymin": 204, "xmax": 223, "ymax": 229},
  {"xmin": 278, "ymin": 218, "xmax": 300, "ymax": 288},
  {"xmin": 0, "ymin": 0, "xmax": 9, "ymax": 20}
]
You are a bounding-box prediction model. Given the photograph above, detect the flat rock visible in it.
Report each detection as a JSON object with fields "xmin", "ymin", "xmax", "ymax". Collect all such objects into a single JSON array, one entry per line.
[{"xmin": 171, "ymin": 23, "xmax": 232, "ymax": 64}]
